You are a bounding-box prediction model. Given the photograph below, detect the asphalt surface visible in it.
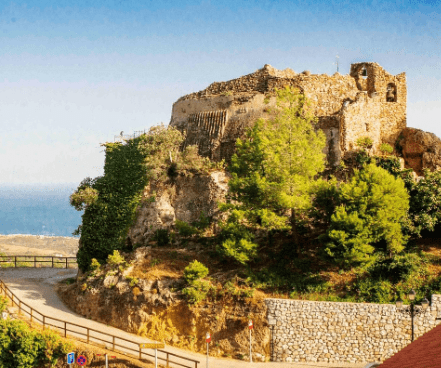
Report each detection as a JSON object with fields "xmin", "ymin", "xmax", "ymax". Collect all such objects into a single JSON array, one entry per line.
[{"xmin": 0, "ymin": 267, "xmax": 369, "ymax": 368}]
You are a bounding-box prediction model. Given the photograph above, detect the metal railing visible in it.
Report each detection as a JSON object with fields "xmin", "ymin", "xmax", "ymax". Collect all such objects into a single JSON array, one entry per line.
[
  {"xmin": 0, "ymin": 259, "xmax": 200, "ymax": 368},
  {"xmin": 114, "ymin": 130, "xmax": 148, "ymax": 142},
  {"xmin": 0, "ymin": 255, "xmax": 77, "ymax": 269}
]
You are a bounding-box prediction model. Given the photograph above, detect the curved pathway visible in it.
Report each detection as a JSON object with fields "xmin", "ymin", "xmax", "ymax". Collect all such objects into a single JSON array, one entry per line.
[{"xmin": 0, "ymin": 267, "xmax": 366, "ymax": 368}]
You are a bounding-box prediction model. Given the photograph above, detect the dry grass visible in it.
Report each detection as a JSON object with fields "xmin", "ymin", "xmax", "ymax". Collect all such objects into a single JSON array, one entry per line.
[{"xmin": 129, "ymin": 248, "xmax": 202, "ymax": 280}]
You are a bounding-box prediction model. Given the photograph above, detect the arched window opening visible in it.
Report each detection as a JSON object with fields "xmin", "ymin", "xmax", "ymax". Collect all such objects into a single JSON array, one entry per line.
[
  {"xmin": 360, "ymin": 66, "xmax": 368, "ymax": 79},
  {"xmin": 386, "ymin": 83, "xmax": 397, "ymax": 102}
]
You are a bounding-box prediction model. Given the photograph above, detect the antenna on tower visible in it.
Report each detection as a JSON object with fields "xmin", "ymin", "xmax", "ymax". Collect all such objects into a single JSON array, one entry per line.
[{"xmin": 334, "ymin": 54, "xmax": 340, "ymax": 73}]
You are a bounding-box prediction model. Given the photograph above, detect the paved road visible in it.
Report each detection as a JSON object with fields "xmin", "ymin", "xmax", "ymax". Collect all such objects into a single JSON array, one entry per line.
[{"xmin": 0, "ymin": 268, "xmax": 368, "ymax": 368}]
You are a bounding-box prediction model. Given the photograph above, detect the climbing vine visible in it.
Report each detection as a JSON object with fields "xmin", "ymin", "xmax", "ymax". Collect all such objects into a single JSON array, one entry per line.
[{"xmin": 72, "ymin": 125, "xmax": 224, "ymax": 272}]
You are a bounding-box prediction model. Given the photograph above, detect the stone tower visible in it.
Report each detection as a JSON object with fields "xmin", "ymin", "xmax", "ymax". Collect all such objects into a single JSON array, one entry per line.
[{"xmin": 169, "ymin": 62, "xmax": 406, "ymax": 166}]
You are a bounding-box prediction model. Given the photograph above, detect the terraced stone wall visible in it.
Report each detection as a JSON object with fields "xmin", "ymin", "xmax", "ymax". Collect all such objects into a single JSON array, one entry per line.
[{"xmin": 265, "ymin": 295, "xmax": 441, "ymax": 364}]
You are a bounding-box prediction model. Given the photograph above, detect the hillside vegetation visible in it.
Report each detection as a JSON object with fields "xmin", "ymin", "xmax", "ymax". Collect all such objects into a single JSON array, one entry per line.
[{"xmin": 70, "ymin": 87, "xmax": 441, "ymax": 309}]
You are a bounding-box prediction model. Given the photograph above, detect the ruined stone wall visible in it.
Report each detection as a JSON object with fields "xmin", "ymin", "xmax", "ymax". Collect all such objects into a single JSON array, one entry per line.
[
  {"xmin": 265, "ymin": 295, "xmax": 441, "ymax": 364},
  {"xmin": 170, "ymin": 63, "xmax": 407, "ymax": 166},
  {"xmin": 350, "ymin": 62, "xmax": 407, "ymax": 148},
  {"xmin": 340, "ymin": 92, "xmax": 382, "ymax": 155}
]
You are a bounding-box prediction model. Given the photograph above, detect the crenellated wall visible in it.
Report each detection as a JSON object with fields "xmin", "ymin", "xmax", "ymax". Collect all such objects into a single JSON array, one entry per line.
[{"xmin": 170, "ymin": 62, "xmax": 407, "ymax": 166}]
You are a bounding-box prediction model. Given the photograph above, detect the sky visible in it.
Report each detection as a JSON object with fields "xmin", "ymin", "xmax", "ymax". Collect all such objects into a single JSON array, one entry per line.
[{"xmin": 1, "ymin": 0, "xmax": 441, "ymax": 186}]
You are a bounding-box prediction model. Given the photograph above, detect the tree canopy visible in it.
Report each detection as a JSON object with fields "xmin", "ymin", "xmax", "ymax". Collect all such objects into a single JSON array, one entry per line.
[
  {"xmin": 321, "ymin": 163, "xmax": 409, "ymax": 266},
  {"xmin": 219, "ymin": 86, "xmax": 327, "ymax": 263}
]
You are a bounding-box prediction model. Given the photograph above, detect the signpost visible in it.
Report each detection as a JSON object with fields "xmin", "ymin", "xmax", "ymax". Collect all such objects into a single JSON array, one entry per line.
[
  {"xmin": 66, "ymin": 352, "xmax": 75, "ymax": 367},
  {"xmin": 206, "ymin": 332, "xmax": 211, "ymax": 368},
  {"xmin": 248, "ymin": 319, "xmax": 253, "ymax": 363},
  {"xmin": 77, "ymin": 355, "xmax": 87, "ymax": 366},
  {"xmin": 140, "ymin": 342, "xmax": 165, "ymax": 368}
]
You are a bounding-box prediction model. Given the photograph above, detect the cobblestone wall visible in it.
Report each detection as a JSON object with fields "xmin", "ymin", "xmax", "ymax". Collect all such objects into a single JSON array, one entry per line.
[{"xmin": 265, "ymin": 295, "xmax": 441, "ymax": 364}]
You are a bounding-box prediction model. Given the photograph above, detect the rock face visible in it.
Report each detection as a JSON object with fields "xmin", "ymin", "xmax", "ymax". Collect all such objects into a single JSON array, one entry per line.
[
  {"xmin": 58, "ymin": 246, "xmax": 270, "ymax": 359},
  {"xmin": 399, "ymin": 127, "xmax": 441, "ymax": 175},
  {"xmin": 128, "ymin": 170, "xmax": 229, "ymax": 245},
  {"xmin": 170, "ymin": 62, "xmax": 407, "ymax": 166}
]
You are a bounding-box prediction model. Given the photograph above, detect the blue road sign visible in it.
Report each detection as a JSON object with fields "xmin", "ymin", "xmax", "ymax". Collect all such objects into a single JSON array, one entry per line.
[{"xmin": 67, "ymin": 352, "xmax": 75, "ymax": 364}]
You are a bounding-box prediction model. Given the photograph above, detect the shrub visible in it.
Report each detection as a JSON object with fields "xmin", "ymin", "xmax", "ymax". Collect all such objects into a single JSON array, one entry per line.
[
  {"xmin": 90, "ymin": 258, "xmax": 101, "ymax": 272},
  {"xmin": 355, "ymin": 278, "xmax": 395, "ymax": 304},
  {"xmin": 183, "ymin": 260, "xmax": 209, "ymax": 283},
  {"xmin": 182, "ymin": 280, "xmax": 213, "ymax": 304},
  {"xmin": 367, "ymin": 253, "xmax": 427, "ymax": 284},
  {"xmin": 175, "ymin": 220, "xmax": 199, "ymax": 237},
  {"xmin": 405, "ymin": 169, "xmax": 441, "ymax": 236},
  {"xmin": 379, "ymin": 143, "xmax": 393, "ymax": 154},
  {"xmin": 0, "ymin": 319, "xmax": 73, "ymax": 368},
  {"xmin": 69, "ymin": 186, "xmax": 98, "ymax": 211},
  {"xmin": 356, "ymin": 136, "xmax": 373, "ymax": 149},
  {"xmin": 153, "ymin": 229, "xmax": 171, "ymax": 247},
  {"xmin": 217, "ymin": 208, "xmax": 259, "ymax": 265},
  {"xmin": 107, "ymin": 250, "xmax": 125, "ymax": 267},
  {"xmin": 126, "ymin": 276, "xmax": 139, "ymax": 287}
]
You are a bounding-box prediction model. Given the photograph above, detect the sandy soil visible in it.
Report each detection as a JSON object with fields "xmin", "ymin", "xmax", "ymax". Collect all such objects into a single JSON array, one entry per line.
[{"xmin": 0, "ymin": 234, "xmax": 79, "ymax": 257}]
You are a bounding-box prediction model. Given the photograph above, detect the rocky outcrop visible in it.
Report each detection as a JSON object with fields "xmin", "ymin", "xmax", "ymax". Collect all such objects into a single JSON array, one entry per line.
[
  {"xmin": 58, "ymin": 246, "xmax": 270, "ymax": 360},
  {"xmin": 399, "ymin": 127, "xmax": 441, "ymax": 175},
  {"xmin": 128, "ymin": 170, "xmax": 229, "ymax": 246}
]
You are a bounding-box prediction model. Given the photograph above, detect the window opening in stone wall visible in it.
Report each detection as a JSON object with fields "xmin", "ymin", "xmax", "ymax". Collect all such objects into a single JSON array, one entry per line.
[
  {"xmin": 386, "ymin": 83, "xmax": 397, "ymax": 102},
  {"xmin": 360, "ymin": 66, "xmax": 368, "ymax": 79}
]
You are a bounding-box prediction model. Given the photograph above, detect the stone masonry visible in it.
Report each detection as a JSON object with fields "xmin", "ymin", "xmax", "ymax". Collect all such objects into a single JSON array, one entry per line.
[
  {"xmin": 265, "ymin": 295, "xmax": 441, "ymax": 364},
  {"xmin": 170, "ymin": 62, "xmax": 406, "ymax": 166}
]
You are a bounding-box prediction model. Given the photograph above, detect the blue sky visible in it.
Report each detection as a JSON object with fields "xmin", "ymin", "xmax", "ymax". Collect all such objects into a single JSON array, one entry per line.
[{"xmin": 1, "ymin": 0, "xmax": 441, "ymax": 185}]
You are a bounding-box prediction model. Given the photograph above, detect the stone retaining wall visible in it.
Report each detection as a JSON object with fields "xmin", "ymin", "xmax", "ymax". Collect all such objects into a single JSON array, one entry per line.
[{"xmin": 265, "ymin": 295, "xmax": 441, "ymax": 364}]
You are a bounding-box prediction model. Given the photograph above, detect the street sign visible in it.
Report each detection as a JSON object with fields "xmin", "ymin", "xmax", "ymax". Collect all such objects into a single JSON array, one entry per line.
[
  {"xmin": 206, "ymin": 332, "xmax": 211, "ymax": 343},
  {"xmin": 77, "ymin": 355, "xmax": 87, "ymax": 366},
  {"xmin": 67, "ymin": 352, "xmax": 75, "ymax": 364},
  {"xmin": 248, "ymin": 319, "xmax": 253, "ymax": 329},
  {"xmin": 140, "ymin": 343, "xmax": 165, "ymax": 349}
]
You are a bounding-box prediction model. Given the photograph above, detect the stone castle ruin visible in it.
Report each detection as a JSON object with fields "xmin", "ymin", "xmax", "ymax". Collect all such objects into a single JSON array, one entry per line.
[{"xmin": 170, "ymin": 62, "xmax": 406, "ymax": 166}]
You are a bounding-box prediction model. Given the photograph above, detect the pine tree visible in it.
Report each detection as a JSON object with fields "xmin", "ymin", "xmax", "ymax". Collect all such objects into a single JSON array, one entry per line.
[
  {"xmin": 221, "ymin": 86, "xmax": 327, "ymax": 262},
  {"xmin": 321, "ymin": 163, "xmax": 410, "ymax": 266}
]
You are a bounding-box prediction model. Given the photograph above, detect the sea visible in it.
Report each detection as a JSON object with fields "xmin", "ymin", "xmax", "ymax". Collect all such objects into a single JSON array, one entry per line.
[{"xmin": 0, "ymin": 183, "xmax": 82, "ymax": 237}]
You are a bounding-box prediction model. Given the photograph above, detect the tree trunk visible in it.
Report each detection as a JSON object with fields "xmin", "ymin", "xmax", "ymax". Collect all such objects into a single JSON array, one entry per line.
[{"xmin": 291, "ymin": 208, "xmax": 300, "ymax": 255}]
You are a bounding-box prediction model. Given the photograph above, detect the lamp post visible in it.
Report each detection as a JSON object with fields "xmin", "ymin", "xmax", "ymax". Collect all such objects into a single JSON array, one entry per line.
[
  {"xmin": 267, "ymin": 315, "xmax": 276, "ymax": 362},
  {"xmin": 396, "ymin": 290, "xmax": 429, "ymax": 342}
]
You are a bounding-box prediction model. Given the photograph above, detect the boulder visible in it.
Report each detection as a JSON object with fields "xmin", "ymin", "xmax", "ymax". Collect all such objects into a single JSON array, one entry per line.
[{"xmin": 399, "ymin": 127, "xmax": 441, "ymax": 175}]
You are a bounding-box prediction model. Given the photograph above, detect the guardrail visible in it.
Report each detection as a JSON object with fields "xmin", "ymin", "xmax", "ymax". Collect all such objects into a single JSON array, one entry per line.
[
  {"xmin": 0, "ymin": 258, "xmax": 200, "ymax": 368},
  {"xmin": 0, "ymin": 255, "xmax": 77, "ymax": 269},
  {"xmin": 114, "ymin": 129, "xmax": 147, "ymax": 142}
]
